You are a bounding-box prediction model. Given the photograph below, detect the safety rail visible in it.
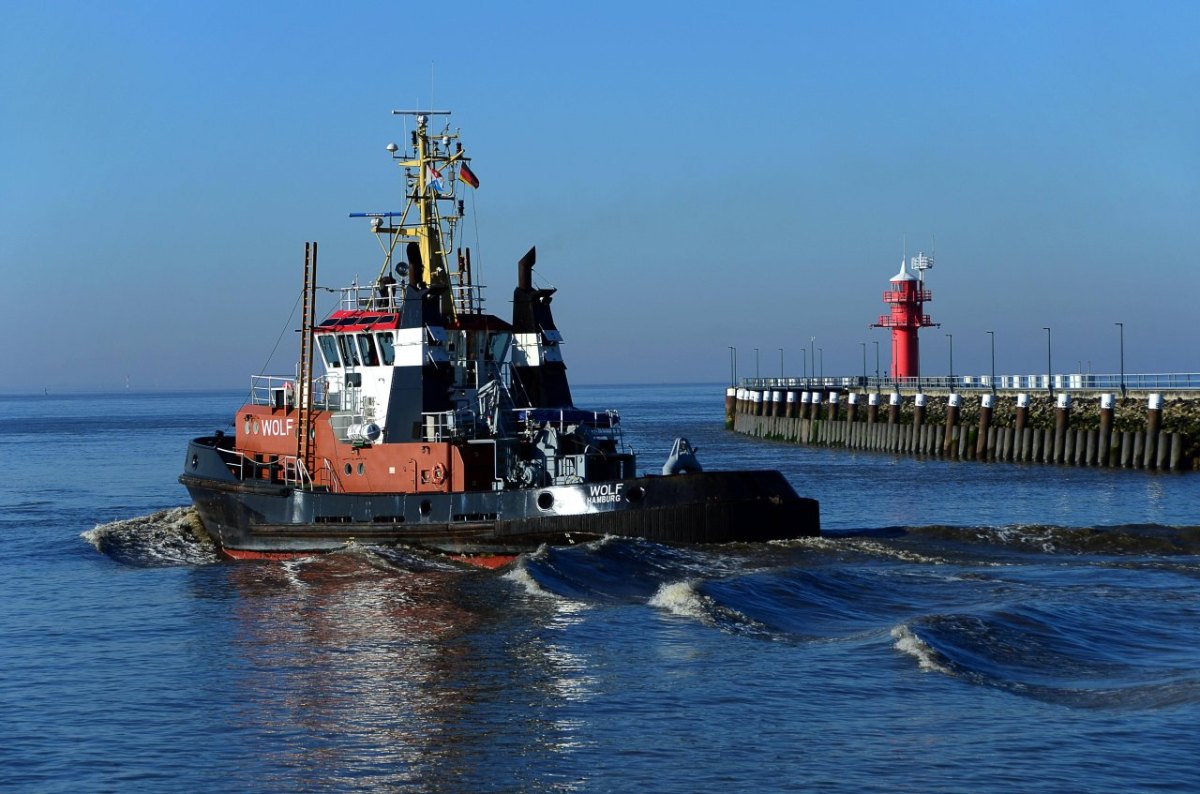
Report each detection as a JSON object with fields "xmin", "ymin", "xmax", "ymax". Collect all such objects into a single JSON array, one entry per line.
[
  {"xmin": 419, "ymin": 409, "xmax": 488, "ymax": 442},
  {"xmin": 340, "ymin": 282, "xmax": 400, "ymax": 313},
  {"xmin": 740, "ymin": 372, "xmax": 1200, "ymax": 393},
  {"xmin": 452, "ymin": 283, "xmax": 486, "ymax": 315},
  {"xmin": 336, "ymin": 282, "xmax": 487, "ymax": 315},
  {"xmin": 249, "ymin": 375, "xmax": 340, "ymax": 410},
  {"xmin": 217, "ymin": 446, "xmax": 350, "ymax": 493}
]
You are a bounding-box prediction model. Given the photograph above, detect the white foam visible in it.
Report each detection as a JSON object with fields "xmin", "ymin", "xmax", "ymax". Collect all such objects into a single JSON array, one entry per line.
[
  {"xmin": 83, "ymin": 506, "xmax": 218, "ymax": 566},
  {"xmin": 849, "ymin": 539, "xmax": 951, "ymax": 566},
  {"xmin": 891, "ymin": 624, "xmax": 953, "ymax": 675},
  {"xmin": 503, "ymin": 563, "xmax": 559, "ymax": 599},
  {"xmin": 770, "ymin": 536, "xmax": 844, "ymax": 551},
  {"xmin": 648, "ymin": 580, "xmax": 709, "ymax": 620}
]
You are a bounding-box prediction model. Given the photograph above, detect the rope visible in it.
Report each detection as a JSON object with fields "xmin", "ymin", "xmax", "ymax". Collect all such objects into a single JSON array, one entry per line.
[{"xmin": 244, "ymin": 288, "xmax": 303, "ymax": 407}]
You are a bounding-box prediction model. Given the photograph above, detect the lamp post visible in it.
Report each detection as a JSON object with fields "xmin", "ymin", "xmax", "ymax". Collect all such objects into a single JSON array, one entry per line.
[
  {"xmin": 945, "ymin": 332, "xmax": 954, "ymax": 391},
  {"xmin": 727, "ymin": 346, "xmax": 736, "ymax": 386},
  {"xmin": 1116, "ymin": 321, "xmax": 1125, "ymax": 397},
  {"xmin": 818, "ymin": 347, "xmax": 823, "ymax": 382},
  {"xmin": 810, "ymin": 337, "xmax": 816, "ymax": 387},
  {"xmin": 754, "ymin": 347, "xmax": 759, "ymax": 381},
  {"xmin": 1043, "ymin": 326, "xmax": 1053, "ymax": 397},
  {"xmin": 779, "ymin": 347, "xmax": 784, "ymax": 380},
  {"xmin": 986, "ymin": 330, "xmax": 995, "ymax": 393},
  {"xmin": 860, "ymin": 342, "xmax": 867, "ymax": 386},
  {"xmin": 801, "ymin": 348, "xmax": 807, "ymax": 384},
  {"xmin": 874, "ymin": 340, "xmax": 880, "ymax": 388}
]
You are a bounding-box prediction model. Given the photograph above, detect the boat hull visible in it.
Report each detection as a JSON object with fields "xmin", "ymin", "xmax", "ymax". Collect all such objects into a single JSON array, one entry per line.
[{"xmin": 180, "ymin": 437, "xmax": 819, "ymax": 558}]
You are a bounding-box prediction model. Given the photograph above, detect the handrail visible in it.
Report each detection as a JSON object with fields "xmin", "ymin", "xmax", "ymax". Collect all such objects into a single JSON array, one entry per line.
[
  {"xmin": 739, "ymin": 372, "xmax": 1200, "ymax": 392},
  {"xmin": 249, "ymin": 374, "xmax": 339, "ymax": 410}
]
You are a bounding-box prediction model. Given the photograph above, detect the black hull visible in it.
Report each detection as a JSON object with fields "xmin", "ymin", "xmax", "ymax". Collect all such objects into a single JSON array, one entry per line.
[{"xmin": 180, "ymin": 438, "xmax": 819, "ymax": 557}]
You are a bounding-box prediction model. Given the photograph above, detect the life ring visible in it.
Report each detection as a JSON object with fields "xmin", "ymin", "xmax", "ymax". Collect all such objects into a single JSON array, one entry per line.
[{"xmin": 431, "ymin": 463, "xmax": 446, "ymax": 484}]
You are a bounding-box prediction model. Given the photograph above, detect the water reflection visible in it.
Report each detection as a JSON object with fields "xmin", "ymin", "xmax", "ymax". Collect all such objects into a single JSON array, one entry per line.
[{"xmin": 204, "ymin": 550, "xmax": 593, "ymax": 791}]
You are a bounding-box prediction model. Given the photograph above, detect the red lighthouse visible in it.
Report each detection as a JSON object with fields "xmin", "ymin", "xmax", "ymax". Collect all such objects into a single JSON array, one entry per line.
[{"xmin": 873, "ymin": 253, "xmax": 936, "ymax": 380}]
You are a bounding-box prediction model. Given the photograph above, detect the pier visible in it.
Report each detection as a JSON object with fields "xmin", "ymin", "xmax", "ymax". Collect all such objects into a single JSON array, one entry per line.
[{"xmin": 726, "ymin": 373, "xmax": 1200, "ymax": 471}]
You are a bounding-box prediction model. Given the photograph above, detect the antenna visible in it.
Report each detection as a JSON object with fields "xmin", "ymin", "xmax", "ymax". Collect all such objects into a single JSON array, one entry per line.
[{"xmin": 911, "ymin": 248, "xmax": 934, "ymax": 283}]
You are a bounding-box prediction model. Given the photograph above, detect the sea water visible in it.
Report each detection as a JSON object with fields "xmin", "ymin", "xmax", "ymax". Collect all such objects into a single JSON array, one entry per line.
[{"xmin": 2, "ymin": 385, "xmax": 1199, "ymax": 792}]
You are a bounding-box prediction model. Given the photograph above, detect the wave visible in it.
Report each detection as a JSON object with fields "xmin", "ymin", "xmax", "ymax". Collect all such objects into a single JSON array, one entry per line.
[
  {"xmin": 503, "ymin": 559, "xmax": 561, "ymax": 599},
  {"xmin": 83, "ymin": 506, "xmax": 218, "ymax": 567},
  {"xmin": 898, "ymin": 523, "xmax": 1200, "ymax": 556},
  {"xmin": 891, "ymin": 624, "xmax": 953, "ymax": 674},
  {"xmin": 516, "ymin": 536, "xmax": 739, "ymax": 602},
  {"xmin": 648, "ymin": 580, "xmax": 769, "ymax": 637},
  {"xmin": 894, "ymin": 603, "xmax": 1200, "ymax": 709}
]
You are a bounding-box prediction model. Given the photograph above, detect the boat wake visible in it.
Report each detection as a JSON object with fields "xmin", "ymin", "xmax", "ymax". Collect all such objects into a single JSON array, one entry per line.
[
  {"xmin": 893, "ymin": 605, "xmax": 1200, "ymax": 709},
  {"xmin": 80, "ymin": 512, "xmax": 1200, "ymax": 709},
  {"xmin": 897, "ymin": 523, "xmax": 1200, "ymax": 556},
  {"xmin": 501, "ymin": 526, "xmax": 1200, "ymax": 708},
  {"xmin": 83, "ymin": 506, "xmax": 219, "ymax": 567}
]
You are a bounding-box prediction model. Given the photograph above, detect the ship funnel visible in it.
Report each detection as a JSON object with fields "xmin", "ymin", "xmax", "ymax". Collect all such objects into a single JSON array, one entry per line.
[
  {"xmin": 407, "ymin": 242, "xmax": 424, "ymax": 286},
  {"xmin": 517, "ymin": 246, "xmax": 537, "ymax": 291}
]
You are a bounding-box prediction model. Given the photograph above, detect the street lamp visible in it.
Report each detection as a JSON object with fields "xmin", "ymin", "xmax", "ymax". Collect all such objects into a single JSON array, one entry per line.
[
  {"xmin": 754, "ymin": 347, "xmax": 760, "ymax": 380},
  {"xmin": 945, "ymin": 332, "xmax": 954, "ymax": 391},
  {"xmin": 874, "ymin": 340, "xmax": 880, "ymax": 388},
  {"xmin": 801, "ymin": 348, "xmax": 807, "ymax": 383},
  {"xmin": 727, "ymin": 346, "xmax": 736, "ymax": 386},
  {"xmin": 810, "ymin": 337, "xmax": 816, "ymax": 386},
  {"xmin": 986, "ymin": 330, "xmax": 995, "ymax": 393},
  {"xmin": 779, "ymin": 348, "xmax": 784, "ymax": 380},
  {"xmin": 1043, "ymin": 327, "xmax": 1053, "ymax": 397},
  {"xmin": 818, "ymin": 348, "xmax": 823, "ymax": 382},
  {"xmin": 860, "ymin": 342, "xmax": 867, "ymax": 386},
  {"xmin": 1116, "ymin": 321, "xmax": 1125, "ymax": 397}
]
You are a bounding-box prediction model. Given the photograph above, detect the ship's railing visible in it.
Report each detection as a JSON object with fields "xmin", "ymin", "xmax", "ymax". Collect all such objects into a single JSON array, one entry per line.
[
  {"xmin": 217, "ymin": 446, "xmax": 347, "ymax": 493},
  {"xmin": 512, "ymin": 407, "xmax": 621, "ymax": 431},
  {"xmin": 281, "ymin": 456, "xmax": 313, "ymax": 490},
  {"xmin": 249, "ymin": 375, "xmax": 340, "ymax": 410},
  {"xmin": 313, "ymin": 458, "xmax": 344, "ymax": 494},
  {"xmin": 339, "ymin": 283, "xmax": 400, "ymax": 313},
  {"xmin": 452, "ymin": 284, "xmax": 486, "ymax": 315},
  {"xmin": 740, "ymin": 372, "xmax": 1200, "ymax": 393},
  {"xmin": 419, "ymin": 408, "xmax": 490, "ymax": 442}
]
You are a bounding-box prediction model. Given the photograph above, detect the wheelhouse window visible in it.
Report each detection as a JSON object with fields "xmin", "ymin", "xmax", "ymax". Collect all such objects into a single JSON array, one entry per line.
[
  {"xmin": 317, "ymin": 335, "xmax": 341, "ymax": 368},
  {"xmin": 376, "ymin": 331, "xmax": 396, "ymax": 365},
  {"xmin": 357, "ymin": 333, "xmax": 379, "ymax": 366},
  {"xmin": 338, "ymin": 334, "xmax": 361, "ymax": 366}
]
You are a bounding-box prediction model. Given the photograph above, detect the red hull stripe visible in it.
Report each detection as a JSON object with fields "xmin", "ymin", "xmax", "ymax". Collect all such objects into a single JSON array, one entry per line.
[
  {"xmin": 220, "ymin": 546, "xmax": 518, "ymax": 569},
  {"xmin": 447, "ymin": 554, "xmax": 518, "ymax": 570},
  {"xmin": 221, "ymin": 547, "xmax": 318, "ymax": 561}
]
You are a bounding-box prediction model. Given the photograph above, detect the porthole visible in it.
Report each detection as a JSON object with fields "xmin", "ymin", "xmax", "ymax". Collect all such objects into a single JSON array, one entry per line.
[
  {"xmin": 243, "ymin": 416, "xmax": 251, "ymax": 434},
  {"xmin": 252, "ymin": 420, "xmax": 259, "ymax": 434},
  {"xmin": 357, "ymin": 463, "xmax": 365, "ymax": 476},
  {"xmin": 419, "ymin": 499, "xmax": 432, "ymax": 516},
  {"xmin": 190, "ymin": 454, "xmax": 199, "ymax": 469},
  {"xmin": 537, "ymin": 491, "xmax": 554, "ymax": 511},
  {"xmin": 344, "ymin": 463, "xmax": 352, "ymax": 476},
  {"xmin": 626, "ymin": 486, "xmax": 645, "ymax": 503}
]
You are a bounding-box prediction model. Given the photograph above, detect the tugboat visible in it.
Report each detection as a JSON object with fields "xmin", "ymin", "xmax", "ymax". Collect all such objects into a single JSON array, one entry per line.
[{"xmin": 180, "ymin": 110, "xmax": 819, "ymax": 565}]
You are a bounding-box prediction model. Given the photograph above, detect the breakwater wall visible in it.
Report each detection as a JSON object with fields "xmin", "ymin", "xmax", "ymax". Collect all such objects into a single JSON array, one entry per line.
[{"xmin": 725, "ymin": 388, "xmax": 1200, "ymax": 471}]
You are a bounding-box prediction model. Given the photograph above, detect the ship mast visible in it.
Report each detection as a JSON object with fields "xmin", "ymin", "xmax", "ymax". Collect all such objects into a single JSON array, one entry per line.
[
  {"xmin": 296, "ymin": 242, "xmax": 317, "ymax": 479},
  {"xmin": 391, "ymin": 110, "xmax": 467, "ymax": 319}
]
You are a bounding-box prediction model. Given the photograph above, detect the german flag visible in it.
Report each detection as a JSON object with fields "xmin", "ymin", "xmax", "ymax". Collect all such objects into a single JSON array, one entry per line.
[{"xmin": 459, "ymin": 162, "xmax": 480, "ymax": 189}]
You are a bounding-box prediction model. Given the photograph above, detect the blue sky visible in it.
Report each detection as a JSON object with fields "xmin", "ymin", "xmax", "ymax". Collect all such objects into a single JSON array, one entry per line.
[{"xmin": 2, "ymin": 1, "xmax": 1197, "ymax": 392}]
